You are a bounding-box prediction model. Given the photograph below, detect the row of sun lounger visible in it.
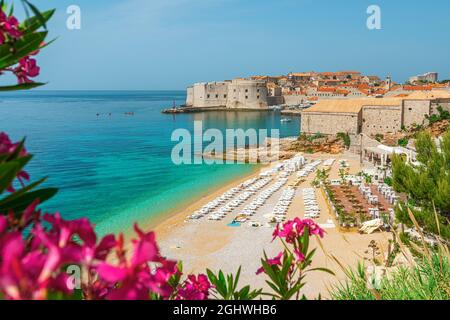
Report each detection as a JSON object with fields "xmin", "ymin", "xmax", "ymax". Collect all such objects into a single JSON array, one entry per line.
[
  {"xmin": 303, "ymin": 188, "xmax": 320, "ymax": 219},
  {"xmin": 270, "ymin": 187, "xmax": 296, "ymax": 222},
  {"xmin": 187, "ymin": 177, "xmax": 263, "ymax": 220},
  {"xmin": 207, "ymin": 177, "xmax": 273, "ymax": 221},
  {"xmin": 240, "ymin": 177, "xmax": 289, "ymax": 217},
  {"xmin": 296, "ymin": 160, "xmax": 322, "ymax": 178}
]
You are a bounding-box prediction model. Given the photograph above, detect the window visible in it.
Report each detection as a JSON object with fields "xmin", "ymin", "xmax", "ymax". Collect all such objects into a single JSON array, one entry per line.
[
  {"xmin": 207, "ymin": 94, "xmax": 210, "ymax": 98},
  {"xmin": 257, "ymin": 89, "xmax": 260, "ymax": 93},
  {"xmin": 257, "ymin": 95, "xmax": 260, "ymax": 99},
  {"xmin": 245, "ymin": 96, "xmax": 248, "ymax": 99},
  {"xmin": 409, "ymin": 108, "xmax": 412, "ymax": 111},
  {"xmin": 224, "ymin": 94, "xmax": 227, "ymax": 98},
  {"xmin": 215, "ymin": 94, "xmax": 219, "ymax": 98},
  {"xmin": 245, "ymin": 89, "xmax": 248, "ymax": 93}
]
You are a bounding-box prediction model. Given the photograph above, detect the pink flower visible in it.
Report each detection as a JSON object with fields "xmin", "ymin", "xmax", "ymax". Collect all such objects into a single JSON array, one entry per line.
[
  {"xmin": 0, "ymin": 132, "xmax": 29, "ymax": 193},
  {"xmin": 256, "ymin": 251, "xmax": 283, "ymax": 275},
  {"xmin": 272, "ymin": 218, "xmax": 305, "ymax": 243},
  {"xmin": 0, "ymin": 216, "xmax": 7, "ymax": 235},
  {"xmin": 13, "ymin": 57, "xmax": 40, "ymax": 84},
  {"xmin": 303, "ymin": 219, "xmax": 325, "ymax": 238},
  {"xmin": 272, "ymin": 218, "xmax": 325, "ymax": 243},
  {"xmin": 177, "ymin": 274, "xmax": 211, "ymax": 300},
  {"xmin": 96, "ymin": 224, "xmax": 177, "ymax": 300},
  {"xmin": 0, "ymin": 231, "xmax": 70, "ymax": 300},
  {"xmin": 0, "ymin": 132, "xmax": 27, "ymax": 156},
  {"xmin": 0, "ymin": 9, "xmax": 22, "ymax": 44},
  {"xmin": 294, "ymin": 249, "xmax": 305, "ymax": 262},
  {"xmin": 19, "ymin": 200, "xmax": 41, "ymax": 229}
]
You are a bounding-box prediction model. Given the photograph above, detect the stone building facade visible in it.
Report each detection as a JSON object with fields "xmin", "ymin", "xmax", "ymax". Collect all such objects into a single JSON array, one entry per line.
[
  {"xmin": 186, "ymin": 81, "xmax": 229, "ymax": 108},
  {"xmin": 186, "ymin": 79, "xmax": 268, "ymax": 109},
  {"xmin": 301, "ymin": 91, "xmax": 450, "ymax": 137},
  {"xmin": 362, "ymin": 105, "xmax": 403, "ymax": 136},
  {"xmin": 409, "ymin": 72, "xmax": 438, "ymax": 83},
  {"xmin": 301, "ymin": 112, "xmax": 361, "ymax": 135}
]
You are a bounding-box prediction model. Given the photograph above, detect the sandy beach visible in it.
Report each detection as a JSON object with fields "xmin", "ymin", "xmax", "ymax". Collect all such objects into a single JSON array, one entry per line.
[{"xmin": 152, "ymin": 152, "xmax": 392, "ymax": 299}]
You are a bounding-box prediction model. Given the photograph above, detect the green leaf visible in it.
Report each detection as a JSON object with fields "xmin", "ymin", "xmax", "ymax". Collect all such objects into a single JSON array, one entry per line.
[
  {"xmin": 5, "ymin": 139, "xmax": 25, "ymax": 161},
  {"xmin": 238, "ymin": 285, "xmax": 250, "ymax": 299},
  {"xmin": 23, "ymin": 0, "xmax": 48, "ymax": 29},
  {"xmin": 21, "ymin": 9, "xmax": 55, "ymax": 33},
  {"xmin": 233, "ymin": 266, "xmax": 241, "ymax": 293},
  {"xmin": 0, "ymin": 82, "xmax": 46, "ymax": 92},
  {"xmin": 206, "ymin": 269, "xmax": 217, "ymax": 284},
  {"xmin": 304, "ymin": 248, "xmax": 316, "ymax": 263},
  {"xmin": 265, "ymin": 280, "xmax": 282, "ymax": 296},
  {"xmin": 0, "ymin": 155, "xmax": 31, "ymax": 194},
  {"xmin": 0, "ymin": 187, "xmax": 58, "ymax": 215},
  {"xmin": 280, "ymin": 252, "xmax": 293, "ymax": 287},
  {"xmin": 302, "ymin": 227, "xmax": 310, "ymax": 254},
  {"xmin": 260, "ymin": 258, "xmax": 278, "ymax": 285},
  {"xmin": 0, "ymin": 176, "xmax": 46, "ymax": 204},
  {"xmin": 0, "ymin": 31, "xmax": 47, "ymax": 70},
  {"xmin": 308, "ymin": 267, "xmax": 335, "ymax": 275},
  {"xmin": 8, "ymin": 2, "xmax": 13, "ymax": 16},
  {"xmin": 0, "ymin": 162, "xmax": 20, "ymax": 194},
  {"xmin": 286, "ymin": 282, "xmax": 305, "ymax": 300}
]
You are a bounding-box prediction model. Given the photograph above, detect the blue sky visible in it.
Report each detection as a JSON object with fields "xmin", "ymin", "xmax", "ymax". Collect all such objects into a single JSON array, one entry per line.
[{"xmin": 23, "ymin": 0, "xmax": 450, "ymax": 90}]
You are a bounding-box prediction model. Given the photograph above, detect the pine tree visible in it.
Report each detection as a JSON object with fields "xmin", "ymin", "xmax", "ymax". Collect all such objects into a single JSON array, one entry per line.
[{"xmin": 392, "ymin": 129, "xmax": 450, "ymax": 239}]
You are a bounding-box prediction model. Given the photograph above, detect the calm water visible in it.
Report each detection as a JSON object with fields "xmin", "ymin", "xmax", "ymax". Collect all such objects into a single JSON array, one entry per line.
[{"xmin": 0, "ymin": 91, "xmax": 300, "ymax": 235}]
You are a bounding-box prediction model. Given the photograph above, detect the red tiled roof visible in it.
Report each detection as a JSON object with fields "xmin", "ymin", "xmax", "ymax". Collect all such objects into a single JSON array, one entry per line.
[{"xmin": 403, "ymin": 85, "xmax": 433, "ymax": 91}]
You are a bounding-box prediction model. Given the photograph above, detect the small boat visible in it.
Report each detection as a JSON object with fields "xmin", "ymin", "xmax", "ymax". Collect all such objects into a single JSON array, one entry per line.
[{"xmin": 280, "ymin": 118, "xmax": 292, "ymax": 123}]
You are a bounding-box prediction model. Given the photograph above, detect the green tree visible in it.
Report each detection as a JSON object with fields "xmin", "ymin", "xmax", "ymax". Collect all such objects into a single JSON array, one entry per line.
[{"xmin": 392, "ymin": 130, "xmax": 450, "ymax": 239}]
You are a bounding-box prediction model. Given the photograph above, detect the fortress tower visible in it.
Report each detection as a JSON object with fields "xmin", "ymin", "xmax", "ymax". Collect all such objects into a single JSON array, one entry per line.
[{"xmin": 186, "ymin": 78, "xmax": 268, "ymax": 109}]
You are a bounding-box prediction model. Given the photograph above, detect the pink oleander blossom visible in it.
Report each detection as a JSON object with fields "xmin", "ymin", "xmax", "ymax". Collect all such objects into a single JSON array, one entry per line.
[
  {"xmin": 272, "ymin": 218, "xmax": 325, "ymax": 243},
  {"xmin": 0, "ymin": 132, "xmax": 27, "ymax": 156},
  {"xmin": 0, "ymin": 132, "xmax": 30, "ymax": 193},
  {"xmin": 0, "ymin": 208, "xmax": 120, "ymax": 300},
  {"xmin": 256, "ymin": 251, "xmax": 283, "ymax": 275},
  {"xmin": 0, "ymin": 231, "xmax": 70, "ymax": 300},
  {"xmin": 96, "ymin": 224, "xmax": 177, "ymax": 300},
  {"xmin": 0, "ymin": 216, "xmax": 7, "ymax": 235},
  {"xmin": 176, "ymin": 274, "xmax": 211, "ymax": 300},
  {"xmin": 303, "ymin": 218, "xmax": 325, "ymax": 238},
  {"xmin": 13, "ymin": 57, "xmax": 40, "ymax": 84},
  {"xmin": 0, "ymin": 9, "xmax": 22, "ymax": 44},
  {"xmin": 294, "ymin": 249, "xmax": 305, "ymax": 262}
]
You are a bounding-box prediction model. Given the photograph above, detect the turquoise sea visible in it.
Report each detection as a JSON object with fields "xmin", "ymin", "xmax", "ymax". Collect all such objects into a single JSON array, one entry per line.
[{"xmin": 0, "ymin": 91, "xmax": 300, "ymax": 235}]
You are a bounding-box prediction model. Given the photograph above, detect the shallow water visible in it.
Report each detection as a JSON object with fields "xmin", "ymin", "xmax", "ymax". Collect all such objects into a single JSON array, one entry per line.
[{"xmin": 0, "ymin": 91, "xmax": 300, "ymax": 235}]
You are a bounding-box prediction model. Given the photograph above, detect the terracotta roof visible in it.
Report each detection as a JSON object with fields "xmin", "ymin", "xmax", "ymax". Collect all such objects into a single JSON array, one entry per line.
[
  {"xmin": 337, "ymin": 71, "xmax": 362, "ymax": 75},
  {"xmin": 303, "ymin": 98, "xmax": 403, "ymax": 114},
  {"xmin": 251, "ymin": 76, "xmax": 268, "ymax": 80},
  {"xmin": 403, "ymin": 85, "xmax": 433, "ymax": 91},
  {"xmin": 290, "ymin": 73, "xmax": 313, "ymax": 77},
  {"xmin": 317, "ymin": 87, "xmax": 337, "ymax": 92},
  {"xmin": 358, "ymin": 83, "xmax": 370, "ymax": 89},
  {"xmin": 319, "ymin": 72, "xmax": 337, "ymax": 76},
  {"xmin": 337, "ymin": 89, "xmax": 350, "ymax": 95},
  {"xmin": 403, "ymin": 90, "xmax": 450, "ymax": 100}
]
